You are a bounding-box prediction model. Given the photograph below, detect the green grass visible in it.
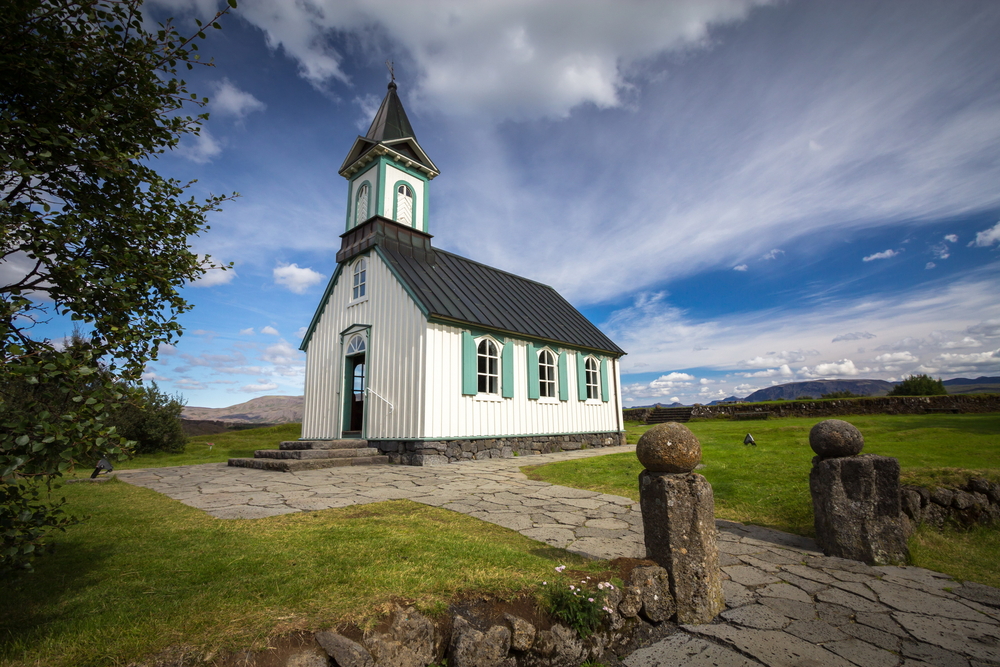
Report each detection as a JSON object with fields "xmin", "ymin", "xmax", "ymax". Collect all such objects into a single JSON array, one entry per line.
[
  {"xmin": 1, "ymin": 479, "xmax": 599, "ymax": 667},
  {"xmin": 69, "ymin": 423, "xmax": 303, "ymax": 474},
  {"xmin": 525, "ymin": 414, "xmax": 1000, "ymax": 585}
]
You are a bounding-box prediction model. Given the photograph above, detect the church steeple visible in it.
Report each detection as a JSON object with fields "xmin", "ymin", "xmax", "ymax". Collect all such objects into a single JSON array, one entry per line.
[{"xmin": 340, "ymin": 80, "xmax": 438, "ymax": 234}]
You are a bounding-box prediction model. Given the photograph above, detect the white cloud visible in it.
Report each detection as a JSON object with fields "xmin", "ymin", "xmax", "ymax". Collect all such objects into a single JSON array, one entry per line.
[
  {"xmin": 801, "ymin": 359, "xmax": 868, "ymax": 378},
  {"xmin": 176, "ymin": 127, "xmax": 222, "ymax": 163},
  {"xmin": 761, "ymin": 248, "xmax": 784, "ymax": 261},
  {"xmin": 942, "ymin": 337, "xmax": 981, "ymax": 349},
  {"xmin": 932, "ymin": 348, "xmax": 1000, "ymax": 373},
  {"xmin": 739, "ymin": 350, "xmax": 815, "ymax": 368},
  {"xmin": 295, "ymin": 326, "xmax": 308, "ymax": 338},
  {"xmin": 733, "ymin": 264, "xmax": 748, "ymax": 272},
  {"xmin": 971, "ymin": 221, "xmax": 1000, "ymax": 248},
  {"xmin": 210, "ymin": 78, "xmax": 266, "ymax": 120},
  {"xmin": 968, "ymin": 319, "xmax": 1000, "ymax": 339},
  {"xmin": 738, "ymin": 364, "xmax": 793, "ymax": 378},
  {"xmin": 931, "ymin": 242, "xmax": 950, "ymax": 260},
  {"xmin": 241, "ymin": 381, "xmax": 280, "ymax": 393},
  {"xmin": 668, "ymin": 396, "xmax": 680, "ymax": 404},
  {"xmin": 832, "ymin": 332, "xmax": 876, "ymax": 343},
  {"xmin": 191, "ymin": 257, "xmax": 236, "ymax": 287},
  {"xmin": 261, "ymin": 325, "xmax": 280, "ymax": 336},
  {"xmin": 157, "ymin": 343, "xmax": 177, "ymax": 356},
  {"xmin": 874, "ymin": 351, "xmax": 917, "ymax": 363},
  {"xmin": 862, "ymin": 249, "xmax": 899, "ymax": 262},
  {"xmin": 944, "ymin": 234, "xmax": 959, "ymax": 243},
  {"xmin": 239, "ymin": 0, "xmax": 772, "ymax": 120},
  {"xmin": 273, "ymin": 263, "xmax": 325, "ymax": 294},
  {"xmin": 261, "ymin": 339, "xmax": 301, "ymax": 365},
  {"xmin": 239, "ymin": 327, "xmax": 255, "ymax": 335},
  {"xmin": 926, "ymin": 262, "xmax": 936, "ymax": 269}
]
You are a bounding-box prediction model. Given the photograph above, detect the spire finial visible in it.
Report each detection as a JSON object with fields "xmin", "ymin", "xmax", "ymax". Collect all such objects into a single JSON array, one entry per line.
[{"xmin": 385, "ymin": 60, "xmax": 395, "ymax": 88}]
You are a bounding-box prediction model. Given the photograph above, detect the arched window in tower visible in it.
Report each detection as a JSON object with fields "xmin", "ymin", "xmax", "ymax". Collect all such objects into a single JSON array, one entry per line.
[
  {"xmin": 352, "ymin": 258, "xmax": 367, "ymax": 300},
  {"xmin": 355, "ymin": 182, "xmax": 370, "ymax": 226},
  {"xmin": 395, "ymin": 183, "xmax": 413, "ymax": 226}
]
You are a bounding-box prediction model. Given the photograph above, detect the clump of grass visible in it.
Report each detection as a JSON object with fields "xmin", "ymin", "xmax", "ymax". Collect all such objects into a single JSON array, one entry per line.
[{"xmin": 542, "ymin": 566, "xmax": 612, "ymax": 638}]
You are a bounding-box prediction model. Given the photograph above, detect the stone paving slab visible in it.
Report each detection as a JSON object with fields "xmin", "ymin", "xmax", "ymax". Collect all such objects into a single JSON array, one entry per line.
[{"xmin": 114, "ymin": 446, "xmax": 1000, "ymax": 667}]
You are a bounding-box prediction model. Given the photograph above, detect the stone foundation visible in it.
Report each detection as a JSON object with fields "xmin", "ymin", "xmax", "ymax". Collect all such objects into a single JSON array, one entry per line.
[{"xmin": 373, "ymin": 431, "xmax": 626, "ymax": 466}]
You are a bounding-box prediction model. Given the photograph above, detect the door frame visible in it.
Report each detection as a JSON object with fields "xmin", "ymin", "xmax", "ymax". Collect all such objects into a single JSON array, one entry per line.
[{"xmin": 339, "ymin": 324, "xmax": 371, "ymax": 438}]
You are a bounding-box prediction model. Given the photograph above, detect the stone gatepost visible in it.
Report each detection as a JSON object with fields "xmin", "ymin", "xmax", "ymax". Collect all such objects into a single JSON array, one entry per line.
[
  {"xmin": 637, "ymin": 423, "xmax": 725, "ymax": 624},
  {"xmin": 808, "ymin": 419, "xmax": 909, "ymax": 565}
]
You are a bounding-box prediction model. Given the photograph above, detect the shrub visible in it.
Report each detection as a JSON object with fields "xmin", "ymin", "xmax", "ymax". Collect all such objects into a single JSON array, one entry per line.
[
  {"xmin": 113, "ymin": 383, "xmax": 187, "ymax": 455},
  {"xmin": 887, "ymin": 374, "xmax": 947, "ymax": 397}
]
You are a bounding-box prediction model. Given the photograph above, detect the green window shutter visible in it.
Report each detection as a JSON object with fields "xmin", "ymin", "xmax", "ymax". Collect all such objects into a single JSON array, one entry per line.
[
  {"xmin": 600, "ymin": 358, "xmax": 610, "ymax": 402},
  {"xmin": 526, "ymin": 343, "xmax": 539, "ymax": 400},
  {"xmin": 462, "ymin": 331, "xmax": 477, "ymax": 395},
  {"xmin": 577, "ymin": 353, "xmax": 587, "ymax": 401},
  {"xmin": 501, "ymin": 341, "xmax": 514, "ymax": 398},
  {"xmin": 558, "ymin": 352, "xmax": 569, "ymax": 401}
]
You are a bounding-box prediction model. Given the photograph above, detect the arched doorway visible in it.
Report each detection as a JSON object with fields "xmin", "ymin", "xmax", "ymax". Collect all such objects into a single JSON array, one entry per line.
[{"xmin": 343, "ymin": 334, "xmax": 366, "ymax": 437}]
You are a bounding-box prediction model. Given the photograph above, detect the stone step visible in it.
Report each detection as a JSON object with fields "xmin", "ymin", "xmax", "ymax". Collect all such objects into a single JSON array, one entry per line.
[
  {"xmin": 227, "ymin": 455, "xmax": 390, "ymax": 472},
  {"xmin": 253, "ymin": 447, "xmax": 381, "ymax": 460},
  {"xmin": 279, "ymin": 439, "xmax": 368, "ymax": 451}
]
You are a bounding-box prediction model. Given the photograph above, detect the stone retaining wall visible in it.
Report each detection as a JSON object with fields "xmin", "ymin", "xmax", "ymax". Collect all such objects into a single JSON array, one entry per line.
[
  {"xmin": 373, "ymin": 431, "xmax": 627, "ymax": 466},
  {"xmin": 901, "ymin": 478, "xmax": 1000, "ymax": 529},
  {"xmin": 310, "ymin": 563, "xmax": 677, "ymax": 667},
  {"xmin": 690, "ymin": 394, "xmax": 1000, "ymax": 420}
]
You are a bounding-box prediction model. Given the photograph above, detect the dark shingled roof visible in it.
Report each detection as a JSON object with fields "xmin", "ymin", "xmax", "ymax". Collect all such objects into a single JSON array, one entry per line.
[
  {"xmin": 378, "ymin": 243, "xmax": 625, "ymax": 356},
  {"xmin": 365, "ymin": 81, "xmax": 416, "ymax": 143}
]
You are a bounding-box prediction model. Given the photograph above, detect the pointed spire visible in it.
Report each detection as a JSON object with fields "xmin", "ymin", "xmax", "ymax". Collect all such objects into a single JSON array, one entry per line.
[{"xmin": 365, "ymin": 80, "xmax": 417, "ymax": 142}]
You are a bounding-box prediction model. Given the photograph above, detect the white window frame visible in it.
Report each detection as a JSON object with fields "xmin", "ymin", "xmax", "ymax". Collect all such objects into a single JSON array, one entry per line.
[
  {"xmin": 350, "ymin": 258, "xmax": 368, "ymax": 304},
  {"xmin": 585, "ymin": 356, "xmax": 600, "ymax": 401},
  {"xmin": 396, "ymin": 183, "xmax": 413, "ymax": 227},
  {"xmin": 476, "ymin": 337, "xmax": 500, "ymax": 397},
  {"xmin": 355, "ymin": 182, "xmax": 370, "ymax": 227},
  {"xmin": 538, "ymin": 348, "xmax": 557, "ymax": 402}
]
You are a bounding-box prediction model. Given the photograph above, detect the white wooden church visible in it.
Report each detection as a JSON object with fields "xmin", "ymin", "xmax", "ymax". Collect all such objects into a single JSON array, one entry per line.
[{"xmin": 295, "ymin": 80, "xmax": 626, "ymax": 466}]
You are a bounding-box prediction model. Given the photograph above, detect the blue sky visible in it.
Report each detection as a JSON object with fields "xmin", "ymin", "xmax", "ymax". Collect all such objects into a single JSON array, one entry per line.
[{"xmin": 33, "ymin": 0, "xmax": 1000, "ymax": 407}]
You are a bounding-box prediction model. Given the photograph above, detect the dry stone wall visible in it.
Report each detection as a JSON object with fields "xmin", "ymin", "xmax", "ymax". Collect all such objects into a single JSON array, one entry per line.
[
  {"xmin": 690, "ymin": 394, "xmax": 1000, "ymax": 420},
  {"xmin": 374, "ymin": 431, "xmax": 626, "ymax": 466},
  {"xmin": 901, "ymin": 477, "xmax": 1000, "ymax": 529}
]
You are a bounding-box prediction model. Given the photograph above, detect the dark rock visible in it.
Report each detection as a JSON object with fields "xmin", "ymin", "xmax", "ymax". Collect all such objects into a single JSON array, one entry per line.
[
  {"xmin": 362, "ymin": 606, "xmax": 435, "ymax": 667},
  {"xmin": 636, "ymin": 422, "xmax": 701, "ymax": 473},
  {"xmin": 809, "ymin": 419, "xmax": 864, "ymax": 458},
  {"xmin": 503, "ymin": 613, "xmax": 536, "ymax": 651},
  {"xmin": 526, "ymin": 624, "xmax": 585, "ymax": 667},
  {"xmin": 921, "ymin": 502, "xmax": 949, "ymax": 528},
  {"xmin": 901, "ymin": 488, "xmax": 922, "ymax": 522},
  {"xmin": 638, "ymin": 471, "xmax": 724, "ymax": 623},
  {"xmin": 449, "ymin": 615, "xmax": 511, "ymax": 667},
  {"xmin": 911, "ymin": 485, "xmax": 931, "ymax": 507},
  {"xmin": 618, "ymin": 583, "xmax": 643, "ymax": 618},
  {"xmin": 629, "ymin": 566, "xmax": 676, "ymax": 623},
  {"xmin": 967, "ymin": 477, "xmax": 993, "ymax": 496},
  {"xmin": 951, "ymin": 490, "xmax": 977, "ymax": 510},
  {"xmin": 931, "ymin": 487, "xmax": 955, "ymax": 507},
  {"xmin": 315, "ymin": 631, "xmax": 374, "ymax": 667},
  {"xmin": 810, "ymin": 454, "xmax": 908, "ymax": 565}
]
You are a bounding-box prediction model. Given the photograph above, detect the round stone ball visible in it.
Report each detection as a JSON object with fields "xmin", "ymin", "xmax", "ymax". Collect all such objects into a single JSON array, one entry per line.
[
  {"xmin": 809, "ymin": 419, "xmax": 864, "ymax": 458},
  {"xmin": 636, "ymin": 422, "xmax": 701, "ymax": 473}
]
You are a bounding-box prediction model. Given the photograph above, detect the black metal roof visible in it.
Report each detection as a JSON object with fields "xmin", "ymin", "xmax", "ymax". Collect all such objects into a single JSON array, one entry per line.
[
  {"xmin": 378, "ymin": 240, "xmax": 625, "ymax": 356},
  {"xmin": 365, "ymin": 81, "xmax": 416, "ymax": 142}
]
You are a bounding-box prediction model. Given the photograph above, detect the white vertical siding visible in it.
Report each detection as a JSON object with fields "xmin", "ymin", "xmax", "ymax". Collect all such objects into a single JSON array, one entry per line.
[
  {"xmin": 424, "ymin": 323, "xmax": 622, "ymax": 439},
  {"xmin": 301, "ymin": 251, "xmax": 426, "ymax": 439},
  {"xmin": 347, "ymin": 165, "xmax": 378, "ymax": 229}
]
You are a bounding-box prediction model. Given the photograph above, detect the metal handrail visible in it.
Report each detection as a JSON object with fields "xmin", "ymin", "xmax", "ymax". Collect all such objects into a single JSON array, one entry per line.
[{"xmin": 366, "ymin": 386, "xmax": 394, "ymax": 414}]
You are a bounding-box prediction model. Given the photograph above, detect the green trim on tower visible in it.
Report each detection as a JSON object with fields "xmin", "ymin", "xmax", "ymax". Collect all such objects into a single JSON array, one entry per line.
[{"xmin": 376, "ymin": 158, "xmax": 387, "ymax": 219}]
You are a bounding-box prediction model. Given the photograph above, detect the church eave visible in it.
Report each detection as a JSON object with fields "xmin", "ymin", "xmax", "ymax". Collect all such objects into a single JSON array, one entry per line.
[{"xmin": 339, "ymin": 140, "xmax": 439, "ymax": 179}]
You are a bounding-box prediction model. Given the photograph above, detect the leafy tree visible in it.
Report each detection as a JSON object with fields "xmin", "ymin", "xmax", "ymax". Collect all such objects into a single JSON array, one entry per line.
[
  {"xmin": 1, "ymin": 0, "xmax": 235, "ymax": 572},
  {"xmin": 114, "ymin": 382, "xmax": 187, "ymax": 455},
  {"xmin": 887, "ymin": 374, "xmax": 947, "ymax": 397},
  {"xmin": 821, "ymin": 391, "xmax": 859, "ymax": 399}
]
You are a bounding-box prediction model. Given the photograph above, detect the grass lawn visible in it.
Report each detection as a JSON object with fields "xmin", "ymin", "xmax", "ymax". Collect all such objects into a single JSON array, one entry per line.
[
  {"xmin": 1, "ymin": 478, "xmax": 599, "ymax": 667},
  {"xmin": 526, "ymin": 413, "xmax": 1000, "ymax": 586}
]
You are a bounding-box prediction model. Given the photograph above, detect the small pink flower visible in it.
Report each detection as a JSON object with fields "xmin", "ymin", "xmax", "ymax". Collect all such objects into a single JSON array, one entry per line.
[
  {"xmin": 555, "ymin": 565, "xmax": 566, "ymax": 573},
  {"xmin": 588, "ymin": 598, "xmax": 594, "ymax": 603}
]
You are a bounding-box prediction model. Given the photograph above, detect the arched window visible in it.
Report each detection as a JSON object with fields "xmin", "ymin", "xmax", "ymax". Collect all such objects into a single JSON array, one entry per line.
[
  {"xmin": 346, "ymin": 334, "xmax": 366, "ymax": 355},
  {"xmin": 352, "ymin": 258, "xmax": 367, "ymax": 300},
  {"xmin": 355, "ymin": 182, "xmax": 370, "ymax": 226},
  {"xmin": 395, "ymin": 183, "xmax": 413, "ymax": 226},
  {"xmin": 585, "ymin": 357, "xmax": 599, "ymax": 400},
  {"xmin": 477, "ymin": 339, "xmax": 499, "ymax": 394},
  {"xmin": 539, "ymin": 349, "xmax": 556, "ymax": 398}
]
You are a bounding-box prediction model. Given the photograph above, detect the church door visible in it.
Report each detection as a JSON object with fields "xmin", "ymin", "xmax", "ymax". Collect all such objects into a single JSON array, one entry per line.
[{"xmin": 342, "ymin": 334, "xmax": 366, "ymax": 437}]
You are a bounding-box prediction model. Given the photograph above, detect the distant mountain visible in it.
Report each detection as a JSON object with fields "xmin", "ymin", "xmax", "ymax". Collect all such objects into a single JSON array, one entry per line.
[
  {"xmin": 942, "ymin": 377, "xmax": 1000, "ymax": 395},
  {"xmin": 708, "ymin": 396, "xmax": 742, "ymax": 405},
  {"xmin": 742, "ymin": 379, "xmax": 894, "ymax": 402},
  {"xmin": 182, "ymin": 395, "xmax": 304, "ymax": 424}
]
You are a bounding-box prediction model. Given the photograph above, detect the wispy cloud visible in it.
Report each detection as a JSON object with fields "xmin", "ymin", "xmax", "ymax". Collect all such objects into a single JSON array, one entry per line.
[
  {"xmin": 210, "ymin": 79, "xmax": 266, "ymax": 120},
  {"xmin": 863, "ymin": 249, "xmax": 899, "ymax": 262},
  {"xmin": 971, "ymin": 221, "xmax": 1000, "ymax": 247}
]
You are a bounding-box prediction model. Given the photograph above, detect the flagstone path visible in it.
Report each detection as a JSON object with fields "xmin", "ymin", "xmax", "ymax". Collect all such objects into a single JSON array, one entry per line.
[{"xmin": 116, "ymin": 446, "xmax": 1000, "ymax": 667}]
